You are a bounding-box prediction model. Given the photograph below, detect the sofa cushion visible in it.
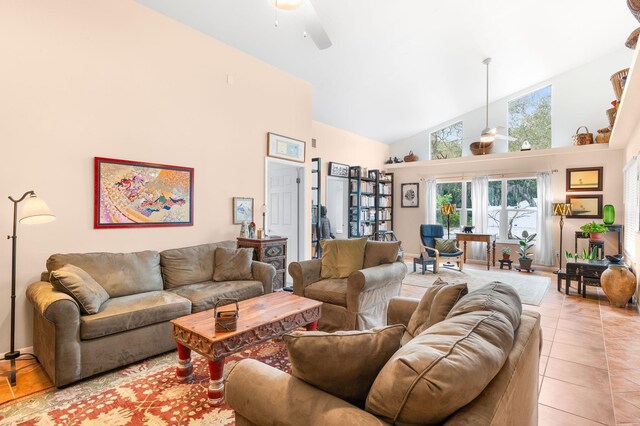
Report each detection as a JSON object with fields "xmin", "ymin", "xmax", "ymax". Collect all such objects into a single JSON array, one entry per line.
[
  {"xmin": 50, "ymin": 264, "xmax": 110, "ymax": 315},
  {"xmin": 363, "ymin": 241, "xmax": 401, "ymax": 269},
  {"xmin": 47, "ymin": 251, "xmax": 163, "ymax": 298},
  {"xmin": 365, "ymin": 283, "xmax": 521, "ymax": 424},
  {"xmin": 304, "ymin": 279, "xmax": 347, "ymax": 307},
  {"xmin": 160, "ymin": 241, "xmax": 237, "ymax": 289},
  {"xmin": 284, "ymin": 325, "xmax": 405, "ymax": 407},
  {"xmin": 320, "ymin": 238, "xmax": 368, "ymax": 279},
  {"xmin": 447, "ymin": 282, "xmax": 523, "ymax": 330},
  {"xmin": 170, "ymin": 281, "xmax": 264, "ymax": 313},
  {"xmin": 213, "ymin": 247, "xmax": 254, "ymax": 282},
  {"xmin": 80, "ymin": 291, "xmax": 191, "ymax": 340},
  {"xmin": 402, "ymin": 278, "xmax": 468, "ymax": 345}
]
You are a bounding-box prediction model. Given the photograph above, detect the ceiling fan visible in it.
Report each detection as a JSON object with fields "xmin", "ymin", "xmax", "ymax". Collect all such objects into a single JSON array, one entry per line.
[
  {"xmin": 477, "ymin": 58, "xmax": 514, "ymax": 144},
  {"xmin": 272, "ymin": 0, "xmax": 332, "ymax": 50}
]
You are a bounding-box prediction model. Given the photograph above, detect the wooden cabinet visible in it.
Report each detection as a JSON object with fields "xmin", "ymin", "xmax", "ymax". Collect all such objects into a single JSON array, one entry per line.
[{"xmin": 237, "ymin": 237, "xmax": 288, "ymax": 290}]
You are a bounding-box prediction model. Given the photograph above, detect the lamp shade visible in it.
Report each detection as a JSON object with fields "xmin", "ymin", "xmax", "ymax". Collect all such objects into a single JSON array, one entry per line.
[
  {"xmin": 552, "ymin": 202, "xmax": 572, "ymax": 217},
  {"xmin": 440, "ymin": 203, "xmax": 456, "ymax": 216},
  {"xmin": 19, "ymin": 195, "xmax": 55, "ymax": 224}
]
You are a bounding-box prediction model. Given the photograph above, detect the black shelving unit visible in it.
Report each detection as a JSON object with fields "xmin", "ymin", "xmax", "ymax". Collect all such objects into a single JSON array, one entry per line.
[
  {"xmin": 311, "ymin": 157, "xmax": 321, "ymax": 258},
  {"xmin": 375, "ymin": 171, "xmax": 394, "ymax": 238},
  {"xmin": 349, "ymin": 166, "xmax": 377, "ymax": 238}
]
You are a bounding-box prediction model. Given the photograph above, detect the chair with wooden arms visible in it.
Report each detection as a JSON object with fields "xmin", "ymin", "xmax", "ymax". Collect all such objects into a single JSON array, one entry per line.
[{"xmin": 419, "ymin": 224, "xmax": 464, "ymax": 273}]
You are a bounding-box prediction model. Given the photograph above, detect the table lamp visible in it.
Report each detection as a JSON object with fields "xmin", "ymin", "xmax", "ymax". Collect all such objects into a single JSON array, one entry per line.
[
  {"xmin": 552, "ymin": 202, "xmax": 572, "ymax": 272},
  {"xmin": 4, "ymin": 191, "xmax": 55, "ymax": 386},
  {"xmin": 440, "ymin": 202, "xmax": 456, "ymax": 239}
]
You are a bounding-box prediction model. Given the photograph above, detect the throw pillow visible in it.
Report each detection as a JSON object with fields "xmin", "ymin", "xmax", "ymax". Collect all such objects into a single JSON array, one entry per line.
[
  {"xmin": 320, "ymin": 237, "xmax": 368, "ymax": 279},
  {"xmin": 213, "ymin": 247, "xmax": 254, "ymax": 281},
  {"xmin": 434, "ymin": 238, "xmax": 458, "ymax": 253},
  {"xmin": 50, "ymin": 264, "xmax": 110, "ymax": 315},
  {"xmin": 363, "ymin": 240, "xmax": 401, "ymax": 269},
  {"xmin": 284, "ymin": 324, "xmax": 405, "ymax": 407},
  {"xmin": 402, "ymin": 278, "xmax": 468, "ymax": 345}
]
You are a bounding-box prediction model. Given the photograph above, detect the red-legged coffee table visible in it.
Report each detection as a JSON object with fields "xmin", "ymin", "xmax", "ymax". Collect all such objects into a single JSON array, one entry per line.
[{"xmin": 171, "ymin": 292, "xmax": 322, "ymax": 405}]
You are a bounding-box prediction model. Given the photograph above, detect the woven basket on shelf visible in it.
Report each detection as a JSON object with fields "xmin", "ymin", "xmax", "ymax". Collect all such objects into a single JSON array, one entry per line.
[
  {"xmin": 611, "ymin": 68, "xmax": 630, "ymax": 101},
  {"xmin": 572, "ymin": 126, "xmax": 594, "ymax": 146},
  {"xmin": 607, "ymin": 107, "xmax": 617, "ymax": 128},
  {"xmin": 626, "ymin": 27, "xmax": 640, "ymax": 49},
  {"xmin": 404, "ymin": 151, "xmax": 418, "ymax": 162},
  {"xmin": 629, "ymin": 0, "xmax": 640, "ymax": 22},
  {"xmin": 470, "ymin": 141, "xmax": 493, "ymax": 155}
]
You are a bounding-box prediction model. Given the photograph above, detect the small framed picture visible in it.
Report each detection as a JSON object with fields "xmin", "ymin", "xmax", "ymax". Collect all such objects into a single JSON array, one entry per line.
[
  {"xmin": 233, "ymin": 197, "xmax": 254, "ymax": 224},
  {"xmin": 566, "ymin": 167, "xmax": 603, "ymax": 192},
  {"xmin": 401, "ymin": 183, "xmax": 419, "ymax": 208},
  {"xmin": 328, "ymin": 162, "xmax": 349, "ymax": 177},
  {"xmin": 267, "ymin": 133, "xmax": 306, "ymax": 163},
  {"xmin": 566, "ymin": 194, "xmax": 603, "ymax": 219}
]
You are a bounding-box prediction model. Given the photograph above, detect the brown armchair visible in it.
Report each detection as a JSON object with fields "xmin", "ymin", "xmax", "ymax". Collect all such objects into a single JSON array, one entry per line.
[{"xmin": 288, "ymin": 241, "xmax": 407, "ymax": 331}]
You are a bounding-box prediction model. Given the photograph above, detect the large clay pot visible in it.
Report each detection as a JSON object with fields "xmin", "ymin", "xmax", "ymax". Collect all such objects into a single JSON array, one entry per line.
[{"xmin": 601, "ymin": 265, "xmax": 637, "ymax": 308}]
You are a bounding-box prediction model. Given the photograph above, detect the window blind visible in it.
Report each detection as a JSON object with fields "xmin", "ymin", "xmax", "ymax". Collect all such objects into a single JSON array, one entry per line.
[{"xmin": 623, "ymin": 156, "xmax": 639, "ymax": 261}]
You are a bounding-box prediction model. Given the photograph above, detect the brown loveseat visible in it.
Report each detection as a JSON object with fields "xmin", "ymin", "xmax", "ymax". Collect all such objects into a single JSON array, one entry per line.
[
  {"xmin": 288, "ymin": 240, "xmax": 407, "ymax": 331},
  {"xmin": 26, "ymin": 240, "xmax": 275, "ymax": 387},
  {"xmin": 226, "ymin": 286, "xmax": 542, "ymax": 425}
]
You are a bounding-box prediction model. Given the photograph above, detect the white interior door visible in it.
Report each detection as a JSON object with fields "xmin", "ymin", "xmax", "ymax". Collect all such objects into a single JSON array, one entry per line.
[
  {"xmin": 267, "ymin": 162, "xmax": 300, "ymax": 281},
  {"xmin": 326, "ymin": 176, "xmax": 349, "ymax": 239}
]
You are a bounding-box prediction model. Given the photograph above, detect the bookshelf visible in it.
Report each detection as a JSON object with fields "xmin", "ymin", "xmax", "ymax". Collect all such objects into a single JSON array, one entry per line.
[{"xmin": 348, "ymin": 167, "xmax": 393, "ymax": 238}]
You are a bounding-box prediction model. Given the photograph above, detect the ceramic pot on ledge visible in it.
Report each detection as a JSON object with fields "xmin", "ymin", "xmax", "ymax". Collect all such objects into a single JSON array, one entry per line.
[{"xmin": 601, "ymin": 265, "xmax": 637, "ymax": 308}]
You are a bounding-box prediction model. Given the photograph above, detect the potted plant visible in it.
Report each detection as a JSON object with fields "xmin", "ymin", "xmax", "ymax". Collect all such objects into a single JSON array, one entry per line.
[
  {"xmin": 501, "ymin": 247, "xmax": 511, "ymax": 260},
  {"xmin": 580, "ymin": 221, "xmax": 608, "ymax": 241},
  {"xmin": 515, "ymin": 230, "xmax": 536, "ymax": 270}
]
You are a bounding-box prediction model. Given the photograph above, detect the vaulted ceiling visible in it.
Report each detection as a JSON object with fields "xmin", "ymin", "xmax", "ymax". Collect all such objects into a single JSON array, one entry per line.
[{"xmin": 135, "ymin": 0, "xmax": 637, "ymax": 143}]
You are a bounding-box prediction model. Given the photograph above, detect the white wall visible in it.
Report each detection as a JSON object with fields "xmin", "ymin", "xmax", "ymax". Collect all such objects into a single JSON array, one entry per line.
[{"xmin": 391, "ymin": 48, "xmax": 632, "ymax": 159}]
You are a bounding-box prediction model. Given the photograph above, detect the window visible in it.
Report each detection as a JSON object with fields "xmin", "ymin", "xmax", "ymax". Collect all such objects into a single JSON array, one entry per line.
[
  {"xmin": 508, "ymin": 85, "xmax": 551, "ymax": 152},
  {"xmin": 435, "ymin": 181, "xmax": 472, "ymax": 235},
  {"xmin": 430, "ymin": 121, "xmax": 463, "ymax": 160},
  {"xmin": 487, "ymin": 178, "xmax": 538, "ymax": 241},
  {"xmin": 623, "ymin": 157, "xmax": 638, "ymax": 260}
]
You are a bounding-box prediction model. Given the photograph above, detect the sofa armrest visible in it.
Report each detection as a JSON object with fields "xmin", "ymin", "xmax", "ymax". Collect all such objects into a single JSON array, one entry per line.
[
  {"xmin": 226, "ymin": 359, "xmax": 389, "ymax": 426},
  {"xmin": 289, "ymin": 259, "xmax": 322, "ymax": 296},
  {"xmin": 387, "ymin": 296, "xmax": 420, "ymax": 327},
  {"xmin": 347, "ymin": 262, "xmax": 407, "ymax": 303},
  {"xmin": 251, "ymin": 261, "xmax": 275, "ymax": 294},
  {"xmin": 26, "ymin": 280, "xmax": 79, "ymax": 321}
]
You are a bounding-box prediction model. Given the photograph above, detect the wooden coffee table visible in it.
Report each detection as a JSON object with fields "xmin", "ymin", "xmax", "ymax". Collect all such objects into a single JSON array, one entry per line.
[{"xmin": 171, "ymin": 292, "xmax": 322, "ymax": 405}]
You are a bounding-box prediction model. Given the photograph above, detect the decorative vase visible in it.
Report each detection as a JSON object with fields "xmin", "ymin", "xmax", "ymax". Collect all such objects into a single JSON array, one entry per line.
[
  {"xmin": 589, "ymin": 232, "xmax": 605, "ymax": 241},
  {"xmin": 601, "ymin": 265, "xmax": 637, "ymax": 308},
  {"xmin": 603, "ymin": 205, "xmax": 615, "ymax": 225}
]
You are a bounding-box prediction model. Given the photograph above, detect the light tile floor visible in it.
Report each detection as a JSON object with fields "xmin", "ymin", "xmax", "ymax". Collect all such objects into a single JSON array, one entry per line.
[{"xmin": 2, "ymin": 263, "xmax": 640, "ymax": 425}]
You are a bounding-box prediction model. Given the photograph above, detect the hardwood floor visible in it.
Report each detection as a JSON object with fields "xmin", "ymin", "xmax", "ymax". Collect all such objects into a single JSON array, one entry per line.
[{"xmin": 2, "ymin": 262, "xmax": 640, "ymax": 425}]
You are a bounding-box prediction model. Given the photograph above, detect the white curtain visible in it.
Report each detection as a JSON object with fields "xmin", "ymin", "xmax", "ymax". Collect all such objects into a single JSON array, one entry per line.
[
  {"xmin": 424, "ymin": 179, "xmax": 437, "ymax": 224},
  {"xmin": 535, "ymin": 172, "xmax": 553, "ymax": 265},
  {"xmin": 471, "ymin": 176, "xmax": 489, "ymax": 259}
]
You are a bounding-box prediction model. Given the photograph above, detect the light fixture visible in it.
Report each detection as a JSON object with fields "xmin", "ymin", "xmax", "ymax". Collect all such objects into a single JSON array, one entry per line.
[
  {"xmin": 4, "ymin": 191, "xmax": 55, "ymax": 387},
  {"xmin": 261, "ymin": 203, "xmax": 268, "ymax": 238},
  {"xmin": 271, "ymin": 0, "xmax": 303, "ymax": 11},
  {"xmin": 552, "ymin": 202, "xmax": 572, "ymax": 272}
]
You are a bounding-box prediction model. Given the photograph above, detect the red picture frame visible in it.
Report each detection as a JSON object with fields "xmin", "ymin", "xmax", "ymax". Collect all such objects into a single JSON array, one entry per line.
[{"xmin": 94, "ymin": 157, "xmax": 194, "ymax": 229}]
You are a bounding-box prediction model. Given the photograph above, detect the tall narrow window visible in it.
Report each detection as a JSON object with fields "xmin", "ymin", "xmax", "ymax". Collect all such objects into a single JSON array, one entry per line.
[
  {"xmin": 508, "ymin": 86, "xmax": 552, "ymax": 152},
  {"xmin": 624, "ymin": 157, "xmax": 638, "ymax": 261},
  {"xmin": 486, "ymin": 177, "xmax": 538, "ymax": 241},
  {"xmin": 430, "ymin": 121, "xmax": 463, "ymax": 160}
]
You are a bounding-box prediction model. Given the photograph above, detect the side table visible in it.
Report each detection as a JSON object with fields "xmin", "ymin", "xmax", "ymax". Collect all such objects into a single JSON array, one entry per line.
[
  {"xmin": 413, "ymin": 257, "xmax": 436, "ymax": 274},
  {"xmin": 237, "ymin": 237, "xmax": 287, "ymax": 290},
  {"xmin": 499, "ymin": 259, "xmax": 513, "ymax": 270}
]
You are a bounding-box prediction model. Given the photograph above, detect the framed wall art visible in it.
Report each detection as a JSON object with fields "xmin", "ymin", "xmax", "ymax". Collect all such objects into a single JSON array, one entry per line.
[
  {"xmin": 328, "ymin": 162, "xmax": 349, "ymax": 177},
  {"xmin": 401, "ymin": 183, "xmax": 419, "ymax": 208},
  {"xmin": 267, "ymin": 133, "xmax": 306, "ymax": 163},
  {"xmin": 94, "ymin": 157, "xmax": 194, "ymax": 229},
  {"xmin": 233, "ymin": 197, "xmax": 254, "ymax": 224},
  {"xmin": 566, "ymin": 194, "xmax": 603, "ymax": 219},
  {"xmin": 566, "ymin": 167, "xmax": 603, "ymax": 192}
]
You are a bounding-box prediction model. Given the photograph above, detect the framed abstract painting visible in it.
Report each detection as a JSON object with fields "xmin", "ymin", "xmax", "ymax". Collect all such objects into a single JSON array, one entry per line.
[
  {"xmin": 267, "ymin": 133, "xmax": 306, "ymax": 163},
  {"xmin": 233, "ymin": 197, "xmax": 254, "ymax": 224},
  {"xmin": 566, "ymin": 194, "xmax": 603, "ymax": 219},
  {"xmin": 566, "ymin": 167, "xmax": 603, "ymax": 192},
  {"xmin": 401, "ymin": 183, "xmax": 419, "ymax": 208},
  {"xmin": 94, "ymin": 157, "xmax": 194, "ymax": 228}
]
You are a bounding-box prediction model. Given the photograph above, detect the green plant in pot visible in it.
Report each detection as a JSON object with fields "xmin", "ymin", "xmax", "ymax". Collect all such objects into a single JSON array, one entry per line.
[
  {"xmin": 501, "ymin": 247, "xmax": 511, "ymax": 260},
  {"xmin": 515, "ymin": 230, "xmax": 536, "ymax": 270},
  {"xmin": 580, "ymin": 221, "xmax": 608, "ymax": 241}
]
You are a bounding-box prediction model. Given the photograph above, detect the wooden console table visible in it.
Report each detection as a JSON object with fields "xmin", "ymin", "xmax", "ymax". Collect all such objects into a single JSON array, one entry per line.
[
  {"xmin": 455, "ymin": 233, "xmax": 496, "ymax": 271},
  {"xmin": 563, "ymin": 259, "xmax": 629, "ymax": 298},
  {"xmin": 237, "ymin": 237, "xmax": 287, "ymax": 290},
  {"xmin": 574, "ymin": 224, "xmax": 623, "ymax": 256}
]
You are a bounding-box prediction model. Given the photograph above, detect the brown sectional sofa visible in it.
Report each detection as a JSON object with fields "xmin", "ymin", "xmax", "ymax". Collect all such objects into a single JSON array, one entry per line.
[{"xmin": 26, "ymin": 240, "xmax": 275, "ymax": 387}]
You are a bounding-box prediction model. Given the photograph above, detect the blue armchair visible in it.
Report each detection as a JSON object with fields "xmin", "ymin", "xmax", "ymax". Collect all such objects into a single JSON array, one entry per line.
[{"xmin": 419, "ymin": 224, "xmax": 464, "ymax": 272}]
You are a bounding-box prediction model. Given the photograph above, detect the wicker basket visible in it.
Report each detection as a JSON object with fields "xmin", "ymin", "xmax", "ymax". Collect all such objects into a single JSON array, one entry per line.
[
  {"xmin": 596, "ymin": 127, "xmax": 612, "ymax": 144},
  {"xmin": 629, "ymin": 0, "xmax": 640, "ymax": 22},
  {"xmin": 404, "ymin": 151, "xmax": 418, "ymax": 162},
  {"xmin": 469, "ymin": 141, "xmax": 493, "ymax": 155},
  {"xmin": 606, "ymin": 107, "xmax": 617, "ymax": 128},
  {"xmin": 572, "ymin": 126, "xmax": 593, "ymax": 146},
  {"xmin": 214, "ymin": 298, "xmax": 239, "ymax": 333},
  {"xmin": 611, "ymin": 68, "xmax": 630, "ymax": 101},
  {"xmin": 627, "ymin": 27, "xmax": 640, "ymax": 49}
]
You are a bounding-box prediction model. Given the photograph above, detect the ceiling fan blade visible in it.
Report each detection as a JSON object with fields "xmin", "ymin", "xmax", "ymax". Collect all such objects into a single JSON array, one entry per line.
[
  {"xmin": 300, "ymin": 0, "xmax": 332, "ymax": 50},
  {"xmin": 494, "ymin": 134, "xmax": 517, "ymax": 141}
]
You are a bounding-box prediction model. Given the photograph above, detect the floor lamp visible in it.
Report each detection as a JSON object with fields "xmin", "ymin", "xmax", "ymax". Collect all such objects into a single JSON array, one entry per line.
[
  {"xmin": 552, "ymin": 202, "xmax": 572, "ymax": 273},
  {"xmin": 5, "ymin": 191, "xmax": 55, "ymax": 386},
  {"xmin": 441, "ymin": 202, "xmax": 456, "ymax": 266}
]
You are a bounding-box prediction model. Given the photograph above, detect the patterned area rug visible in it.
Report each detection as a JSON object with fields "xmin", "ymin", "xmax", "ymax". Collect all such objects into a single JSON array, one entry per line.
[
  {"xmin": 403, "ymin": 265, "xmax": 550, "ymax": 306},
  {"xmin": 0, "ymin": 339, "xmax": 290, "ymax": 425}
]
